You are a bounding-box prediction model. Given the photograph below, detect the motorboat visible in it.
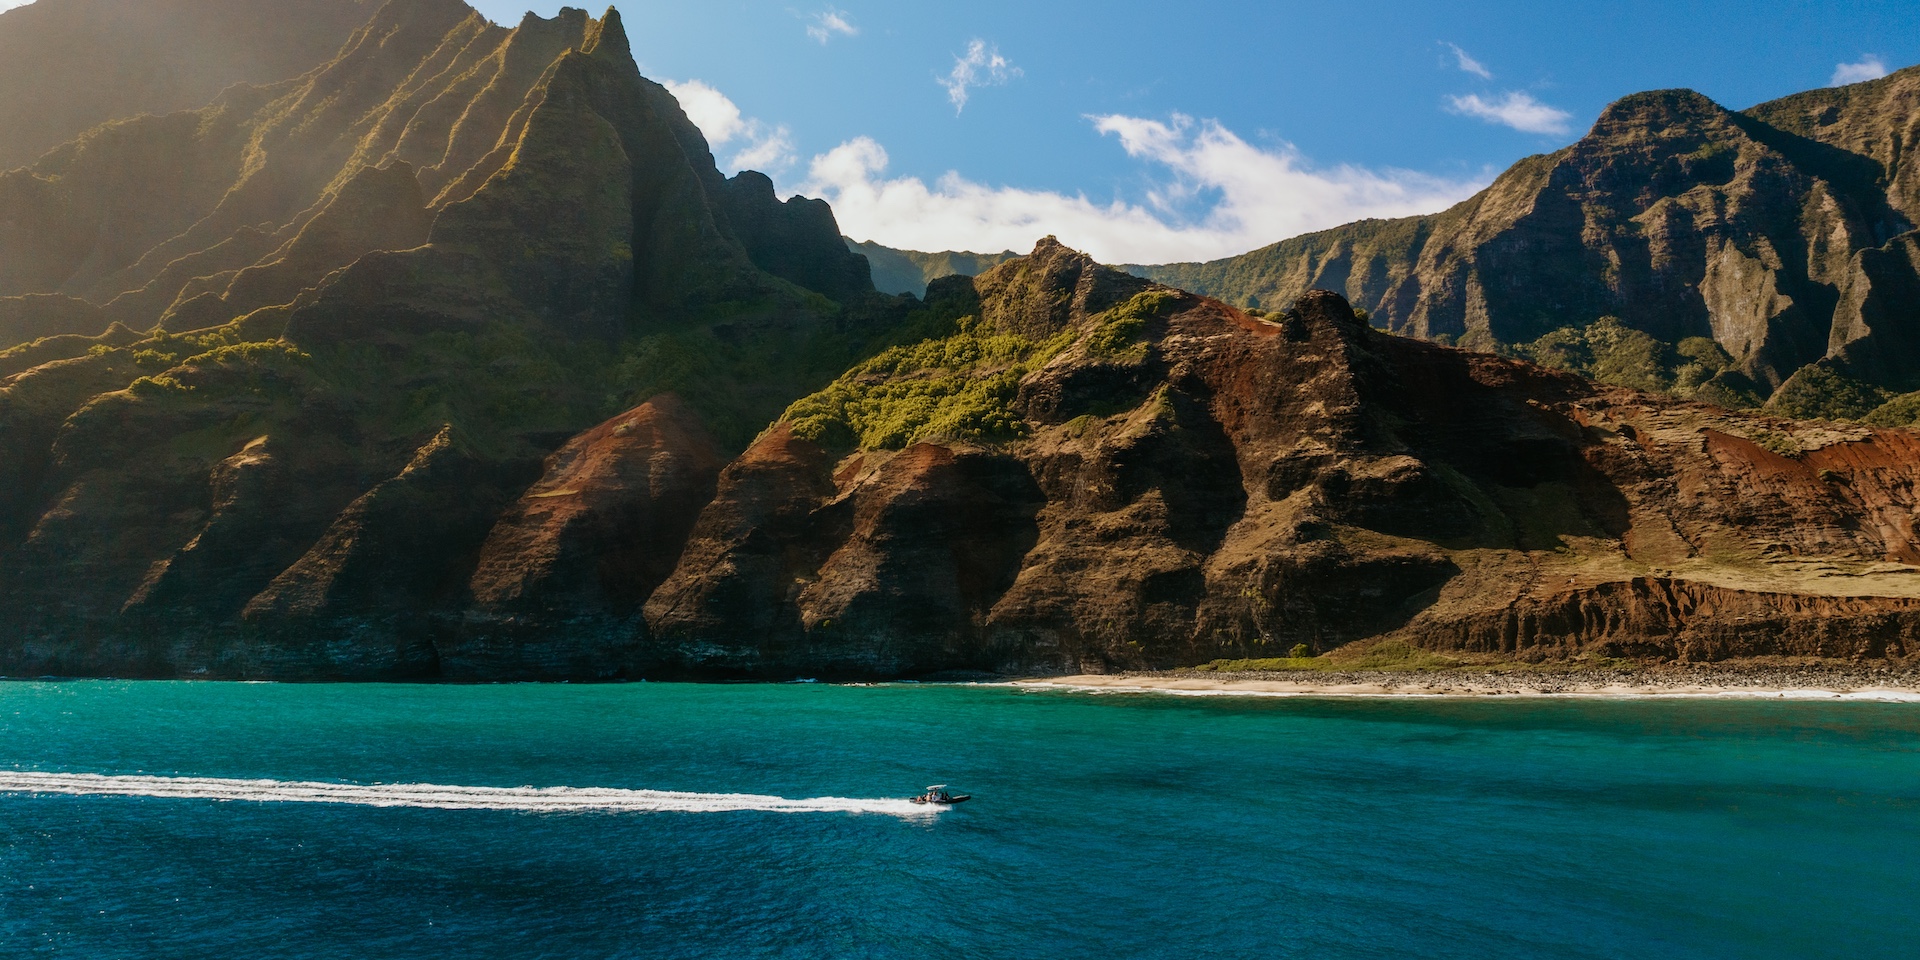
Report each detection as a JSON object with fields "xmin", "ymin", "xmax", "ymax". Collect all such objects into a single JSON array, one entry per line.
[{"xmin": 910, "ymin": 784, "xmax": 970, "ymax": 805}]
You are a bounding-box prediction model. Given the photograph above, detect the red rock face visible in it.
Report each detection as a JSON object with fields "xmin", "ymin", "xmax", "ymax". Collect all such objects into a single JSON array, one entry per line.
[
  {"xmin": 470, "ymin": 394, "xmax": 722, "ymax": 616},
  {"xmin": 438, "ymin": 394, "xmax": 725, "ymax": 680},
  {"xmin": 642, "ymin": 249, "xmax": 1920, "ymax": 678},
  {"xmin": 644, "ymin": 435, "xmax": 1045, "ymax": 677}
]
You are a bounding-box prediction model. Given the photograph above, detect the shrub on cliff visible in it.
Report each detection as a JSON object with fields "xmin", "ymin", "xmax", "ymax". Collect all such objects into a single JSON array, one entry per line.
[
  {"xmin": 1513, "ymin": 317, "xmax": 1681, "ymax": 394},
  {"xmin": 782, "ymin": 289, "xmax": 1178, "ymax": 451},
  {"xmin": 784, "ymin": 313, "xmax": 1073, "ymax": 449},
  {"xmin": 1765, "ymin": 364, "xmax": 1891, "ymax": 421},
  {"xmin": 1508, "ymin": 320, "xmax": 1772, "ymax": 408},
  {"xmin": 1862, "ymin": 390, "xmax": 1920, "ymax": 427}
]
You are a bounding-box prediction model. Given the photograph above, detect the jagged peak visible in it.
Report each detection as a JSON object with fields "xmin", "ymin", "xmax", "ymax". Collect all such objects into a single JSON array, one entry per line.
[
  {"xmin": 973, "ymin": 236, "xmax": 1151, "ymax": 338},
  {"xmin": 508, "ymin": 6, "xmax": 588, "ymax": 40},
  {"xmin": 583, "ymin": 7, "xmax": 633, "ymax": 65}
]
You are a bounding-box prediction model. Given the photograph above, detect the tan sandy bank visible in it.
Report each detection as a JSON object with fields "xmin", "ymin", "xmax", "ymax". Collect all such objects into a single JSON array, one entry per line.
[{"xmin": 1014, "ymin": 673, "xmax": 1920, "ymax": 702}]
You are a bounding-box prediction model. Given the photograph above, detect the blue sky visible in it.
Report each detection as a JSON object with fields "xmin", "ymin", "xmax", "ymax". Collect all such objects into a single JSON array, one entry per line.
[
  {"xmin": 369, "ymin": 3, "xmax": 1920, "ymax": 259},
  {"xmin": 0, "ymin": 0, "xmax": 1908, "ymax": 259}
]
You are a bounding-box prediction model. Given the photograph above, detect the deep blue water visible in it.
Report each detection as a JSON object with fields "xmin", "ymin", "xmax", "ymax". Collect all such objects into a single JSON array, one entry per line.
[{"xmin": 1, "ymin": 681, "xmax": 1916, "ymax": 959}]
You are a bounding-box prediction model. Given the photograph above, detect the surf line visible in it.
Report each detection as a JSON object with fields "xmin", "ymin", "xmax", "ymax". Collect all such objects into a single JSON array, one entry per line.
[{"xmin": 0, "ymin": 771, "xmax": 940, "ymax": 818}]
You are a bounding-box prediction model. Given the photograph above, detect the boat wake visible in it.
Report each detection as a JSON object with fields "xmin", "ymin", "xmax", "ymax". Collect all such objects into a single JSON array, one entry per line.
[{"xmin": 0, "ymin": 771, "xmax": 940, "ymax": 818}]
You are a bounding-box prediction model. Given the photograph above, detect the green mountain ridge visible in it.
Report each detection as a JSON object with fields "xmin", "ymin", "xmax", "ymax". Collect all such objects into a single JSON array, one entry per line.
[{"xmin": 847, "ymin": 239, "xmax": 1020, "ymax": 297}]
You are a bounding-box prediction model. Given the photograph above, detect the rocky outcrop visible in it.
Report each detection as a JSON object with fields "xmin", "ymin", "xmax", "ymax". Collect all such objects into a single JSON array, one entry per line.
[
  {"xmin": 725, "ymin": 173, "xmax": 874, "ymax": 304},
  {"xmin": 1131, "ymin": 67, "xmax": 1920, "ymax": 398},
  {"xmin": 641, "ymin": 243, "xmax": 1920, "ymax": 677},
  {"xmin": 1414, "ymin": 578, "xmax": 1920, "ymax": 661},
  {"xmin": 469, "ymin": 394, "xmax": 723, "ymax": 616},
  {"xmin": 450, "ymin": 395, "xmax": 724, "ymax": 678}
]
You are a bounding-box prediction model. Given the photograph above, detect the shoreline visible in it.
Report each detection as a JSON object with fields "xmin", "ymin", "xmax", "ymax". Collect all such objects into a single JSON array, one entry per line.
[{"xmin": 1013, "ymin": 664, "xmax": 1920, "ymax": 702}]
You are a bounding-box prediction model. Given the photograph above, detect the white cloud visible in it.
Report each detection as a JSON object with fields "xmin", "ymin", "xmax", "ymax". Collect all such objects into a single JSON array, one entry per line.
[
  {"xmin": 1444, "ymin": 42, "xmax": 1494, "ymax": 80},
  {"xmin": 802, "ymin": 116, "xmax": 1484, "ymax": 264},
  {"xmin": 942, "ymin": 40, "xmax": 1021, "ymax": 115},
  {"xmin": 666, "ymin": 79, "xmax": 747, "ymax": 144},
  {"xmin": 663, "ymin": 79, "xmax": 797, "ymax": 174},
  {"xmin": 805, "ymin": 8, "xmax": 858, "ymax": 45},
  {"xmin": 730, "ymin": 127, "xmax": 798, "ymax": 172},
  {"xmin": 1445, "ymin": 91, "xmax": 1573, "ymax": 135},
  {"xmin": 1831, "ymin": 55, "xmax": 1889, "ymax": 86}
]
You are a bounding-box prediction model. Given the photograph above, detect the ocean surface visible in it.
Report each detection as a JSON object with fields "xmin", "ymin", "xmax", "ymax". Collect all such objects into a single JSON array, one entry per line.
[{"xmin": 1, "ymin": 682, "xmax": 1916, "ymax": 959}]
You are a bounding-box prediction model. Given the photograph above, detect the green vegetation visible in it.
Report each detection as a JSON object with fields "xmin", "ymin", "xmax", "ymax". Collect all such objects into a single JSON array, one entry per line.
[
  {"xmin": 1194, "ymin": 640, "xmax": 1462, "ymax": 673},
  {"xmin": 127, "ymin": 374, "xmax": 193, "ymax": 398},
  {"xmin": 847, "ymin": 240, "xmax": 1020, "ymax": 297},
  {"xmin": 1748, "ymin": 429, "xmax": 1804, "ymax": 458},
  {"xmin": 1084, "ymin": 290, "xmax": 1174, "ymax": 362},
  {"xmin": 782, "ymin": 290, "xmax": 1176, "ymax": 451},
  {"xmin": 1507, "ymin": 318, "xmax": 1763, "ymax": 407},
  {"xmin": 1192, "ymin": 641, "xmax": 1638, "ymax": 674},
  {"xmin": 784, "ymin": 313, "xmax": 1073, "ymax": 449},
  {"xmin": 1863, "ymin": 390, "xmax": 1920, "ymax": 427},
  {"xmin": 1765, "ymin": 363, "xmax": 1892, "ymax": 421},
  {"xmin": 1506, "ymin": 320, "xmax": 1920, "ymax": 423}
]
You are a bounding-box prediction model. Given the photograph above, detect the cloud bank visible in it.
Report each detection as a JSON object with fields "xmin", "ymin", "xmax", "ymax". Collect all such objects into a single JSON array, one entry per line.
[
  {"xmin": 663, "ymin": 79, "xmax": 796, "ymax": 174},
  {"xmin": 1445, "ymin": 91, "xmax": 1573, "ymax": 135},
  {"xmin": 801, "ymin": 115, "xmax": 1484, "ymax": 264},
  {"xmin": 1831, "ymin": 55, "xmax": 1889, "ymax": 86},
  {"xmin": 943, "ymin": 40, "xmax": 1020, "ymax": 114}
]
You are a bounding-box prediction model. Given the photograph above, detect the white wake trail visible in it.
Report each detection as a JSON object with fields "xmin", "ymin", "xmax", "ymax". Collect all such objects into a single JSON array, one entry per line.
[{"xmin": 0, "ymin": 771, "xmax": 941, "ymax": 818}]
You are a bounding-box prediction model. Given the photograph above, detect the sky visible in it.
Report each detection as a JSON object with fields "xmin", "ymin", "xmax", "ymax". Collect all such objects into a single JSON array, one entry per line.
[{"xmin": 25, "ymin": 0, "xmax": 1914, "ymax": 264}]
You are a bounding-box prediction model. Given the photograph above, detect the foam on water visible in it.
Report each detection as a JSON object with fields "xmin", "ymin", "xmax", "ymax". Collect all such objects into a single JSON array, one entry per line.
[{"xmin": 0, "ymin": 771, "xmax": 940, "ymax": 818}]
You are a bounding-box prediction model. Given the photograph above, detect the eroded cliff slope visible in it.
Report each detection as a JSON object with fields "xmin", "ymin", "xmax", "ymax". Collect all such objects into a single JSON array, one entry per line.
[
  {"xmin": 13, "ymin": 231, "xmax": 1919, "ymax": 679},
  {"xmin": 637, "ymin": 241, "xmax": 1920, "ymax": 677}
]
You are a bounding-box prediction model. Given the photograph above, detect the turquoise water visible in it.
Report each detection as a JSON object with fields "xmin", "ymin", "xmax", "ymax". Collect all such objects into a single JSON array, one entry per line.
[{"xmin": 1, "ymin": 682, "xmax": 1916, "ymax": 959}]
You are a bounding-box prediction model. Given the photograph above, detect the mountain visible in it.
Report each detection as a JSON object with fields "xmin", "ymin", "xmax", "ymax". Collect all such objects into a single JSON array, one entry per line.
[
  {"xmin": 639, "ymin": 240, "xmax": 1920, "ymax": 677},
  {"xmin": 0, "ymin": 0, "xmax": 378, "ymax": 171},
  {"xmin": 1129, "ymin": 66, "xmax": 1920, "ymax": 419},
  {"xmin": 847, "ymin": 239, "xmax": 1020, "ymax": 297},
  {"xmin": 0, "ymin": 0, "xmax": 905, "ymax": 677},
  {"xmin": 2, "ymin": 5, "xmax": 1916, "ymax": 680},
  {"xmin": 12, "ymin": 224, "xmax": 1920, "ymax": 677}
]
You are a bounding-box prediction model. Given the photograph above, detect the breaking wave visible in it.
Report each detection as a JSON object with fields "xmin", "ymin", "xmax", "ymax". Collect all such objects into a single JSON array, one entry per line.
[{"xmin": 0, "ymin": 771, "xmax": 940, "ymax": 818}]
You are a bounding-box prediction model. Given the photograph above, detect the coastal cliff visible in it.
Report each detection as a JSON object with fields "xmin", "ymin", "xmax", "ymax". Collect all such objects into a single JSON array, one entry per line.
[
  {"xmin": 0, "ymin": 2, "xmax": 1917, "ymax": 679},
  {"xmin": 11, "ymin": 226, "xmax": 1920, "ymax": 677}
]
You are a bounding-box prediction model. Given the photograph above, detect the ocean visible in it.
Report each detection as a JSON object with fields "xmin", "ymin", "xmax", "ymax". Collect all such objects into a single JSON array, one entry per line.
[{"xmin": 1, "ymin": 681, "xmax": 1915, "ymax": 958}]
